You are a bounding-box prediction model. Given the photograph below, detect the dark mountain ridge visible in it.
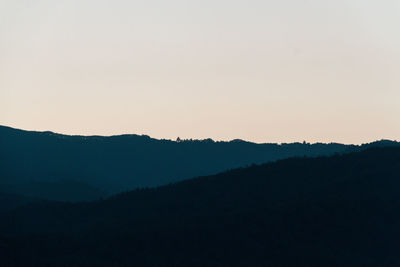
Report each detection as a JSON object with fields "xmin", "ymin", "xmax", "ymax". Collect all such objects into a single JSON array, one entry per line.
[
  {"xmin": 1, "ymin": 147, "xmax": 400, "ymax": 266},
  {"xmin": 1, "ymin": 125, "xmax": 399, "ymax": 203}
]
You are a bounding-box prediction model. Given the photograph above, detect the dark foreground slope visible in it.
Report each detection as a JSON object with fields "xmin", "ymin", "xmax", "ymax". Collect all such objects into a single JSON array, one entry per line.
[
  {"xmin": 0, "ymin": 125, "xmax": 368, "ymax": 202},
  {"xmin": 1, "ymin": 147, "xmax": 400, "ymax": 266}
]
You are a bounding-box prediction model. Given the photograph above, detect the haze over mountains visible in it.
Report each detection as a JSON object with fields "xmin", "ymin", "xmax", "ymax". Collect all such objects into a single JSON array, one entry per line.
[
  {"xmin": 1, "ymin": 125, "xmax": 398, "ymax": 204},
  {"xmin": 2, "ymin": 0, "xmax": 399, "ymax": 265},
  {"xmin": 1, "ymin": 147, "xmax": 400, "ymax": 266}
]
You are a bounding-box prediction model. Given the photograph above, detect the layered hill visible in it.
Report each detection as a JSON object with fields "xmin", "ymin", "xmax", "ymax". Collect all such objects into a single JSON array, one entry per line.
[
  {"xmin": 1, "ymin": 125, "xmax": 383, "ymax": 202},
  {"xmin": 1, "ymin": 147, "xmax": 400, "ymax": 266}
]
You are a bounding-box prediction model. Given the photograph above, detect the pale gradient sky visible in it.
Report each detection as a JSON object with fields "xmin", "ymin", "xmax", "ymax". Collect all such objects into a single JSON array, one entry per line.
[{"xmin": 1, "ymin": 0, "xmax": 399, "ymax": 144}]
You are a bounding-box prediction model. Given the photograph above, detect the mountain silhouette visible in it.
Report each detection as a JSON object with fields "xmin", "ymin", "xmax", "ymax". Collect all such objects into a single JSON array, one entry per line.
[
  {"xmin": 0, "ymin": 125, "xmax": 348, "ymax": 201},
  {"xmin": 1, "ymin": 147, "xmax": 400, "ymax": 266},
  {"xmin": 1, "ymin": 125, "xmax": 399, "ymax": 204}
]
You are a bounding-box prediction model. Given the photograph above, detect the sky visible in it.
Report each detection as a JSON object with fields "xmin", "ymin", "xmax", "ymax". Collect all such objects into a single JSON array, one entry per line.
[{"xmin": 1, "ymin": 0, "xmax": 399, "ymax": 144}]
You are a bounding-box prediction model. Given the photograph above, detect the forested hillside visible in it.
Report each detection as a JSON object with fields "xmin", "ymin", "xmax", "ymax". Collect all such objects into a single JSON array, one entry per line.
[
  {"xmin": 1, "ymin": 125, "xmax": 372, "ymax": 202},
  {"xmin": 1, "ymin": 147, "xmax": 400, "ymax": 266}
]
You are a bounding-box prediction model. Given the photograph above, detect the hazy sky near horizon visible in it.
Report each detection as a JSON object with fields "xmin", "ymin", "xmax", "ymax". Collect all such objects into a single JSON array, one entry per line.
[{"xmin": 1, "ymin": 0, "xmax": 399, "ymax": 144}]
